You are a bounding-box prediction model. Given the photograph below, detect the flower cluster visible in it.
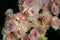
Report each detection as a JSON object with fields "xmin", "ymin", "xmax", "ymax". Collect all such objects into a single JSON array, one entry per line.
[{"xmin": 2, "ymin": 0, "xmax": 60, "ymax": 40}]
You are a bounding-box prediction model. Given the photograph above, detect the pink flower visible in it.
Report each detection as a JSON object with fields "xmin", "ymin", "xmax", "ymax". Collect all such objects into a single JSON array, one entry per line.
[
  {"xmin": 51, "ymin": 17, "xmax": 60, "ymax": 30},
  {"xmin": 29, "ymin": 29, "xmax": 40, "ymax": 40},
  {"xmin": 6, "ymin": 33, "xmax": 16, "ymax": 40},
  {"xmin": 38, "ymin": 0, "xmax": 50, "ymax": 9},
  {"xmin": 20, "ymin": 19, "xmax": 31, "ymax": 32},
  {"xmin": 7, "ymin": 20, "xmax": 17, "ymax": 31},
  {"xmin": 51, "ymin": 3, "xmax": 59, "ymax": 16},
  {"xmin": 51, "ymin": 0, "xmax": 60, "ymax": 7},
  {"xmin": 21, "ymin": 35, "xmax": 30, "ymax": 40},
  {"xmin": 27, "ymin": 6, "xmax": 39, "ymax": 19},
  {"xmin": 16, "ymin": 28, "xmax": 23, "ymax": 35},
  {"xmin": 40, "ymin": 3, "xmax": 45, "ymax": 8},
  {"xmin": 27, "ymin": 7, "xmax": 35, "ymax": 16},
  {"xmin": 36, "ymin": 26, "xmax": 47, "ymax": 35},
  {"xmin": 42, "ymin": 15, "xmax": 49, "ymax": 24},
  {"xmin": 51, "ymin": 17, "xmax": 59, "ymax": 26},
  {"xmin": 52, "ymin": 19, "xmax": 58, "ymax": 26},
  {"xmin": 14, "ymin": 26, "xmax": 25, "ymax": 38},
  {"xmin": 41, "ymin": 9, "xmax": 52, "ymax": 25}
]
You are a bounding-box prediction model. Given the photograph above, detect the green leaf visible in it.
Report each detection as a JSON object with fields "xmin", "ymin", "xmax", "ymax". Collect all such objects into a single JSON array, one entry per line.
[{"xmin": 38, "ymin": 37, "xmax": 48, "ymax": 40}]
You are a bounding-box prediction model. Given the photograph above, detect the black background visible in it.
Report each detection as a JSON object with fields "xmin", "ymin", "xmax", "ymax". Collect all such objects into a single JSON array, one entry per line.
[{"xmin": 0, "ymin": 0, "xmax": 60, "ymax": 40}]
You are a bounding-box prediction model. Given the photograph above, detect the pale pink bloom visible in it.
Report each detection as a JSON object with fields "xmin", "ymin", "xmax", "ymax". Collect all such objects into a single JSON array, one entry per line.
[
  {"xmin": 42, "ymin": 15, "xmax": 49, "ymax": 24},
  {"xmin": 51, "ymin": 0, "xmax": 60, "ymax": 7},
  {"xmin": 6, "ymin": 20, "xmax": 18, "ymax": 31},
  {"xmin": 31, "ymin": 20, "xmax": 40, "ymax": 28},
  {"xmin": 40, "ymin": 26, "xmax": 47, "ymax": 33},
  {"xmin": 18, "ymin": 0, "xmax": 34, "ymax": 5},
  {"xmin": 36, "ymin": 25, "xmax": 48, "ymax": 37},
  {"xmin": 16, "ymin": 28, "xmax": 23, "ymax": 35},
  {"xmin": 19, "ymin": 2, "xmax": 29, "ymax": 13},
  {"xmin": 29, "ymin": 29, "xmax": 40, "ymax": 40},
  {"xmin": 41, "ymin": 9, "xmax": 52, "ymax": 25},
  {"xmin": 37, "ymin": 0, "xmax": 50, "ymax": 9},
  {"xmin": 51, "ymin": 3, "xmax": 59, "ymax": 16},
  {"xmin": 51, "ymin": 16, "xmax": 60, "ymax": 30},
  {"xmin": 20, "ymin": 19, "xmax": 31, "ymax": 32},
  {"xmin": 6, "ymin": 33, "xmax": 16, "ymax": 40},
  {"xmin": 27, "ymin": 7, "xmax": 36, "ymax": 16},
  {"xmin": 25, "ymin": 0, "xmax": 38, "ymax": 6},
  {"xmin": 15, "ymin": 27, "xmax": 25, "ymax": 38},
  {"xmin": 27, "ymin": 6, "xmax": 39, "ymax": 20},
  {"xmin": 21, "ymin": 35, "xmax": 30, "ymax": 40}
]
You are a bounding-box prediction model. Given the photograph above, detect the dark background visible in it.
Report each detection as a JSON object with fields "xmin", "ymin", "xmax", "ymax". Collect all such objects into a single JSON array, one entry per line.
[{"xmin": 0, "ymin": 0, "xmax": 60, "ymax": 40}]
